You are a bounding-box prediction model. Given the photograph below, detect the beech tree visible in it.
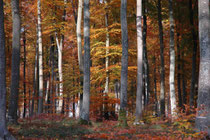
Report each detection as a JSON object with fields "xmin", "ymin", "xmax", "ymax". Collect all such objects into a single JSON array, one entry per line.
[
  {"xmin": 8, "ymin": 0, "xmax": 21, "ymax": 123},
  {"xmin": 135, "ymin": 0, "xmax": 143, "ymax": 123},
  {"xmin": 195, "ymin": 0, "xmax": 210, "ymax": 135},
  {"xmin": 81, "ymin": 0, "xmax": 90, "ymax": 122},
  {"xmin": 37, "ymin": 0, "xmax": 44, "ymax": 114},
  {"xmin": 0, "ymin": 1, "xmax": 15, "ymax": 139},
  {"xmin": 119, "ymin": 0, "xmax": 129, "ymax": 127}
]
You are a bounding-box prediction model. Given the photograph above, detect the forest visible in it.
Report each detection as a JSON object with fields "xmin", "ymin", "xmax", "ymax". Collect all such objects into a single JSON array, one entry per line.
[{"xmin": 0, "ymin": 0, "xmax": 209, "ymax": 139}]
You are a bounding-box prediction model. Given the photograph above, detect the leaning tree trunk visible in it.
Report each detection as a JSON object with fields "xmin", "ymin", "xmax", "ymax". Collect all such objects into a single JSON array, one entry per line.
[
  {"xmin": 119, "ymin": 0, "xmax": 129, "ymax": 127},
  {"xmin": 169, "ymin": 0, "xmax": 176, "ymax": 119},
  {"xmin": 135, "ymin": 0, "xmax": 143, "ymax": 124},
  {"xmin": 8, "ymin": 0, "xmax": 21, "ymax": 124},
  {"xmin": 80, "ymin": 0, "xmax": 90, "ymax": 122},
  {"xmin": 37, "ymin": 0, "xmax": 44, "ymax": 114},
  {"xmin": 77, "ymin": 0, "xmax": 84, "ymax": 118},
  {"xmin": 0, "ymin": 1, "xmax": 15, "ymax": 139},
  {"xmin": 195, "ymin": 0, "xmax": 210, "ymax": 135},
  {"xmin": 157, "ymin": 0, "xmax": 165, "ymax": 117}
]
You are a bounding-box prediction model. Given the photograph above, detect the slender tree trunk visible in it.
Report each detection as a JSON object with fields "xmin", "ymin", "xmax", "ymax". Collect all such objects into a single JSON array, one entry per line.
[
  {"xmin": 8, "ymin": 0, "xmax": 21, "ymax": 123},
  {"xmin": 157, "ymin": 0, "xmax": 165, "ymax": 117},
  {"xmin": 153, "ymin": 56, "xmax": 158, "ymax": 116},
  {"xmin": 104, "ymin": 0, "xmax": 109, "ymax": 94},
  {"xmin": 81, "ymin": 0, "xmax": 90, "ymax": 122},
  {"xmin": 77, "ymin": 0, "xmax": 84, "ymax": 118},
  {"xmin": 50, "ymin": 36, "xmax": 55, "ymax": 113},
  {"xmin": 0, "ymin": 1, "xmax": 15, "ymax": 138},
  {"xmin": 37, "ymin": 0, "xmax": 44, "ymax": 114},
  {"xmin": 182, "ymin": 51, "xmax": 187, "ymax": 109},
  {"xmin": 169, "ymin": 0, "xmax": 176, "ymax": 119},
  {"xmin": 119, "ymin": 0, "xmax": 128, "ymax": 127},
  {"xmin": 189, "ymin": 0, "xmax": 198, "ymax": 108},
  {"xmin": 23, "ymin": 30, "xmax": 27, "ymax": 118},
  {"xmin": 135, "ymin": 0, "xmax": 143, "ymax": 124},
  {"xmin": 195, "ymin": 0, "xmax": 210, "ymax": 135},
  {"xmin": 143, "ymin": 0, "xmax": 150, "ymax": 105}
]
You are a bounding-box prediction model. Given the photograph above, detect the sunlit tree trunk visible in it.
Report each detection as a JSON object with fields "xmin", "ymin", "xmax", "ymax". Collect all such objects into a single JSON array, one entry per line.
[
  {"xmin": 80, "ymin": 0, "xmax": 90, "ymax": 122},
  {"xmin": 169, "ymin": 0, "xmax": 176, "ymax": 119},
  {"xmin": 157, "ymin": 0, "xmax": 165, "ymax": 117},
  {"xmin": 119, "ymin": 0, "xmax": 128, "ymax": 127},
  {"xmin": 0, "ymin": 1, "xmax": 15, "ymax": 138},
  {"xmin": 195, "ymin": 0, "xmax": 210, "ymax": 135},
  {"xmin": 8, "ymin": 0, "xmax": 21, "ymax": 123},
  {"xmin": 135, "ymin": 0, "xmax": 143, "ymax": 124},
  {"xmin": 77, "ymin": 0, "xmax": 84, "ymax": 118},
  {"xmin": 37, "ymin": 0, "xmax": 44, "ymax": 114}
]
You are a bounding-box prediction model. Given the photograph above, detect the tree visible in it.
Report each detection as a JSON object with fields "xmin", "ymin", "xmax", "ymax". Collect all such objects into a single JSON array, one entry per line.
[
  {"xmin": 169, "ymin": 0, "xmax": 176, "ymax": 119},
  {"xmin": 37, "ymin": 0, "xmax": 44, "ymax": 114},
  {"xmin": 195, "ymin": 0, "xmax": 210, "ymax": 135},
  {"xmin": 8, "ymin": 0, "xmax": 21, "ymax": 123},
  {"xmin": 0, "ymin": 1, "xmax": 15, "ymax": 138},
  {"xmin": 119, "ymin": 0, "xmax": 128, "ymax": 127},
  {"xmin": 80, "ymin": 0, "xmax": 90, "ymax": 122},
  {"xmin": 157, "ymin": 0, "xmax": 165, "ymax": 117},
  {"xmin": 135, "ymin": 0, "xmax": 143, "ymax": 124}
]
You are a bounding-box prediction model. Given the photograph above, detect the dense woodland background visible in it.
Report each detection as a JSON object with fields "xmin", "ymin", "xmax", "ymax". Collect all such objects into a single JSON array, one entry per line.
[{"xmin": 0, "ymin": 0, "xmax": 209, "ymax": 139}]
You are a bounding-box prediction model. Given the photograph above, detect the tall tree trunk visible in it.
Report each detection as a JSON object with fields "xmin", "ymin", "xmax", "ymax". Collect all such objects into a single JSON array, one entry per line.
[
  {"xmin": 135, "ymin": 0, "xmax": 143, "ymax": 124},
  {"xmin": 143, "ymin": 0, "xmax": 150, "ymax": 105},
  {"xmin": 0, "ymin": 1, "xmax": 15, "ymax": 138},
  {"xmin": 77, "ymin": 0, "xmax": 84, "ymax": 118},
  {"xmin": 119, "ymin": 0, "xmax": 128, "ymax": 127},
  {"xmin": 189, "ymin": 0, "xmax": 198, "ymax": 108},
  {"xmin": 104, "ymin": 0, "xmax": 109, "ymax": 94},
  {"xmin": 153, "ymin": 56, "xmax": 159, "ymax": 116},
  {"xmin": 195, "ymin": 0, "xmax": 210, "ymax": 135},
  {"xmin": 169, "ymin": 0, "xmax": 176, "ymax": 119},
  {"xmin": 37, "ymin": 0, "xmax": 44, "ymax": 114},
  {"xmin": 157, "ymin": 0, "xmax": 165, "ymax": 117},
  {"xmin": 182, "ymin": 51, "xmax": 187, "ymax": 109},
  {"xmin": 23, "ymin": 30, "xmax": 27, "ymax": 118},
  {"xmin": 8, "ymin": 0, "xmax": 21, "ymax": 123},
  {"xmin": 80, "ymin": 0, "xmax": 90, "ymax": 122},
  {"xmin": 50, "ymin": 36, "xmax": 55, "ymax": 113}
]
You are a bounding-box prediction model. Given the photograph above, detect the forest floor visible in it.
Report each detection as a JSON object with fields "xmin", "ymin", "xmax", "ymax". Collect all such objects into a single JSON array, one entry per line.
[{"xmin": 8, "ymin": 114, "xmax": 207, "ymax": 140}]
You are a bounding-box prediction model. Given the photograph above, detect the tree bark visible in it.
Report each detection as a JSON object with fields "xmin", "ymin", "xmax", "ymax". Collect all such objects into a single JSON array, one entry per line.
[
  {"xmin": 135, "ymin": 0, "xmax": 143, "ymax": 123},
  {"xmin": 77, "ymin": 0, "xmax": 84, "ymax": 118},
  {"xmin": 157, "ymin": 0, "xmax": 165, "ymax": 117},
  {"xmin": 37, "ymin": 0, "xmax": 44, "ymax": 114},
  {"xmin": 81, "ymin": 0, "xmax": 90, "ymax": 122},
  {"xmin": 0, "ymin": 1, "xmax": 15, "ymax": 138},
  {"xmin": 23, "ymin": 30, "xmax": 27, "ymax": 118},
  {"xmin": 169, "ymin": 0, "xmax": 176, "ymax": 119},
  {"xmin": 8, "ymin": 0, "xmax": 21, "ymax": 123},
  {"xmin": 119, "ymin": 0, "xmax": 128, "ymax": 127},
  {"xmin": 195, "ymin": 0, "xmax": 210, "ymax": 135}
]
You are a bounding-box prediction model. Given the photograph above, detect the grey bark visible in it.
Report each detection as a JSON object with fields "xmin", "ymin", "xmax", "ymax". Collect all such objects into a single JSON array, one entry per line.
[
  {"xmin": 8, "ymin": 0, "xmax": 21, "ymax": 123},
  {"xmin": 135, "ymin": 0, "xmax": 143, "ymax": 123},
  {"xmin": 143, "ymin": 0, "xmax": 150, "ymax": 105},
  {"xmin": 169, "ymin": 0, "xmax": 176, "ymax": 118},
  {"xmin": 157, "ymin": 0, "xmax": 165, "ymax": 117},
  {"xmin": 120, "ymin": 0, "xmax": 128, "ymax": 111},
  {"xmin": 37, "ymin": 0, "xmax": 44, "ymax": 114},
  {"xmin": 76, "ymin": 0, "xmax": 84, "ymax": 118},
  {"xmin": 195, "ymin": 0, "xmax": 210, "ymax": 135},
  {"xmin": 0, "ymin": 1, "xmax": 15, "ymax": 139},
  {"xmin": 81, "ymin": 0, "xmax": 90, "ymax": 121},
  {"xmin": 189, "ymin": 0, "xmax": 198, "ymax": 108}
]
